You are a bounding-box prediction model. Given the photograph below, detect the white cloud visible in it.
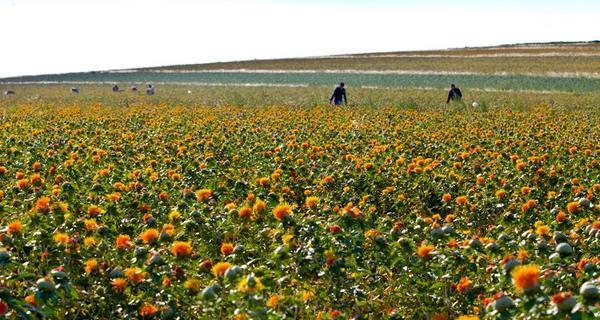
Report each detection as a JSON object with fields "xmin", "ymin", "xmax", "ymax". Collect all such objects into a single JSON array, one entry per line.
[{"xmin": 0, "ymin": 0, "xmax": 598, "ymax": 77}]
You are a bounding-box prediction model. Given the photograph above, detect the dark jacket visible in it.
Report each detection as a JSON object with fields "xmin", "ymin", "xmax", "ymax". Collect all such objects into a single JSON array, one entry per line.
[
  {"xmin": 330, "ymin": 86, "xmax": 347, "ymax": 104},
  {"xmin": 446, "ymin": 87, "xmax": 462, "ymax": 103}
]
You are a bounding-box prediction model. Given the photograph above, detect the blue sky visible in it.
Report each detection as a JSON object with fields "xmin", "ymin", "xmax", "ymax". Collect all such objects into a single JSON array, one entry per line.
[{"xmin": 0, "ymin": 0, "xmax": 598, "ymax": 77}]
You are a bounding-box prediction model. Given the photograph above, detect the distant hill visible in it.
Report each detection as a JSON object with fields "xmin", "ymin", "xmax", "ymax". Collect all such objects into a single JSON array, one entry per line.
[
  {"xmin": 2, "ymin": 42, "xmax": 599, "ymax": 93},
  {"xmin": 140, "ymin": 41, "xmax": 600, "ymax": 75}
]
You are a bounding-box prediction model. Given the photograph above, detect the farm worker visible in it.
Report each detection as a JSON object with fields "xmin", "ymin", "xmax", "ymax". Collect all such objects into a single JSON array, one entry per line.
[
  {"xmin": 446, "ymin": 83, "xmax": 462, "ymax": 104},
  {"xmin": 329, "ymin": 82, "xmax": 347, "ymax": 105},
  {"xmin": 112, "ymin": 85, "xmax": 119, "ymax": 92},
  {"xmin": 146, "ymin": 84, "xmax": 155, "ymax": 95}
]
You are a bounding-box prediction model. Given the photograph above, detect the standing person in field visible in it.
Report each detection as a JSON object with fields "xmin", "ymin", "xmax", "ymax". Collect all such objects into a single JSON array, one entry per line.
[
  {"xmin": 446, "ymin": 83, "xmax": 463, "ymax": 104},
  {"xmin": 329, "ymin": 82, "xmax": 347, "ymax": 105}
]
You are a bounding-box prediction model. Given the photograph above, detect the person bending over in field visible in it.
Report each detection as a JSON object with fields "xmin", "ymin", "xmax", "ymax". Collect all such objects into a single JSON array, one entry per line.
[
  {"xmin": 146, "ymin": 84, "xmax": 155, "ymax": 96},
  {"xmin": 446, "ymin": 83, "xmax": 462, "ymax": 104},
  {"xmin": 329, "ymin": 82, "xmax": 347, "ymax": 105}
]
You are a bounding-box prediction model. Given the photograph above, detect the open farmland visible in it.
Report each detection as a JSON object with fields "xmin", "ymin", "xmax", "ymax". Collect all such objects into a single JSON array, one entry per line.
[
  {"xmin": 144, "ymin": 42, "xmax": 600, "ymax": 75},
  {"xmin": 2, "ymin": 42, "xmax": 600, "ymax": 94},
  {"xmin": 0, "ymin": 43, "xmax": 599, "ymax": 320}
]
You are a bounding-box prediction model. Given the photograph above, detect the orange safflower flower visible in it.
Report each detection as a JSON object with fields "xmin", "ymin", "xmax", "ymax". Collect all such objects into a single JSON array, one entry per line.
[
  {"xmin": 171, "ymin": 241, "xmax": 192, "ymax": 257},
  {"xmin": 555, "ymin": 211, "xmax": 567, "ymax": 222},
  {"xmin": 125, "ymin": 267, "xmax": 145, "ymax": 283},
  {"xmin": 417, "ymin": 244, "xmax": 435, "ymax": 258},
  {"xmin": 116, "ymin": 235, "xmax": 132, "ymax": 249},
  {"xmin": 106, "ymin": 192, "xmax": 121, "ymax": 202},
  {"xmin": 517, "ymin": 249, "xmax": 528, "ymax": 261},
  {"xmin": 551, "ymin": 292, "xmax": 572, "ymax": 304},
  {"xmin": 266, "ymin": 295, "xmax": 283, "ymax": 308},
  {"xmin": 196, "ymin": 189, "xmax": 212, "ymax": 201},
  {"xmin": 25, "ymin": 295, "xmax": 36, "ymax": 306},
  {"xmin": 238, "ymin": 207, "xmax": 252, "ymax": 218},
  {"xmin": 220, "ymin": 242, "xmax": 234, "ymax": 255},
  {"xmin": 253, "ymin": 199, "xmax": 266, "ymax": 212},
  {"xmin": 536, "ymin": 225, "xmax": 550, "ymax": 236},
  {"xmin": 495, "ymin": 189, "xmax": 506, "ymax": 199},
  {"xmin": 84, "ymin": 258, "xmax": 98, "ymax": 274},
  {"xmin": 139, "ymin": 229, "xmax": 159, "ymax": 244},
  {"xmin": 31, "ymin": 162, "xmax": 42, "ymax": 171},
  {"xmin": 448, "ymin": 238, "xmax": 458, "ymax": 248},
  {"xmin": 566, "ymin": 202, "xmax": 578, "ymax": 214},
  {"xmin": 305, "ymin": 196, "xmax": 319, "ymax": 208},
  {"xmin": 431, "ymin": 314, "xmax": 449, "ymax": 320},
  {"xmin": 111, "ymin": 278, "xmax": 127, "ymax": 292},
  {"xmin": 139, "ymin": 303, "xmax": 158, "ymax": 317},
  {"xmin": 273, "ymin": 204, "xmax": 292, "ymax": 220},
  {"xmin": 521, "ymin": 186, "xmax": 531, "ymax": 195},
  {"xmin": 35, "ymin": 197, "xmax": 51, "ymax": 212},
  {"xmin": 456, "ymin": 196, "xmax": 468, "ymax": 205},
  {"xmin": 87, "ymin": 205, "xmax": 102, "ymax": 217},
  {"xmin": 211, "ymin": 262, "xmax": 232, "ymax": 277},
  {"xmin": 54, "ymin": 232, "xmax": 70, "ymax": 245},
  {"xmin": 84, "ymin": 219, "xmax": 99, "ymax": 231},
  {"xmin": 30, "ymin": 173, "xmax": 43, "ymax": 185},
  {"xmin": 161, "ymin": 224, "xmax": 175, "ymax": 236},
  {"xmin": 456, "ymin": 277, "xmax": 473, "ymax": 293},
  {"xmin": 511, "ymin": 264, "xmax": 540, "ymax": 292},
  {"xmin": 476, "ymin": 176, "xmax": 485, "ymax": 185},
  {"xmin": 7, "ymin": 221, "xmax": 22, "ymax": 234}
]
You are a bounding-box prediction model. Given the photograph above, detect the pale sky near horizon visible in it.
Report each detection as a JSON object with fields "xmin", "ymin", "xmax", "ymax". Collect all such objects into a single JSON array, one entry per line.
[{"xmin": 0, "ymin": 0, "xmax": 598, "ymax": 78}]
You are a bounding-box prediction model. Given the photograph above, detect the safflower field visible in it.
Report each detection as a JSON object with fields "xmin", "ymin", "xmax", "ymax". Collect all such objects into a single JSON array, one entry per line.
[{"xmin": 0, "ymin": 85, "xmax": 598, "ymax": 319}]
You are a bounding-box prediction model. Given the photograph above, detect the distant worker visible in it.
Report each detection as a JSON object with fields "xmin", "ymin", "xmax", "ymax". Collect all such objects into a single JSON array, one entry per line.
[
  {"xmin": 329, "ymin": 82, "xmax": 347, "ymax": 105},
  {"xmin": 446, "ymin": 83, "xmax": 462, "ymax": 104},
  {"xmin": 146, "ymin": 84, "xmax": 155, "ymax": 95},
  {"xmin": 131, "ymin": 85, "xmax": 138, "ymax": 92},
  {"xmin": 112, "ymin": 85, "xmax": 119, "ymax": 92},
  {"xmin": 4, "ymin": 90, "xmax": 15, "ymax": 95},
  {"xmin": 71, "ymin": 87, "xmax": 80, "ymax": 94}
]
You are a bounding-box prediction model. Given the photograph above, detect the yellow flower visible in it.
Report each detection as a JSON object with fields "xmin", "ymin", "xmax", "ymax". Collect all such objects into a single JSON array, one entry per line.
[
  {"xmin": 84, "ymin": 236, "xmax": 97, "ymax": 247},
  {"xmin": 168, "ymin": 210, "xmax": 181, "ymax": 221},
  {"xmin": 300, "ymin": 290, "xmax": 314, "ymax": 302},
  {"xmin": 183, "ymin": 278, "xmax": 201, "ymax": 292},
  {"xmin": 237, "ymin": 274, "xmax": 265, "ymax": 293}
]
